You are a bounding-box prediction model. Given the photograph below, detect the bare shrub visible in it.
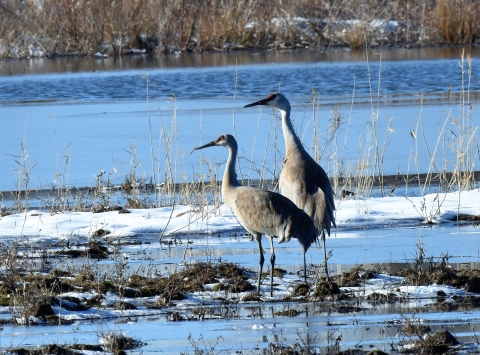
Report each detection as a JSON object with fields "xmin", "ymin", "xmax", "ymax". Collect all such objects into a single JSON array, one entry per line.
[{"xmin": 435, "ymin": 0, "xmax": 480, "ymax": 44}]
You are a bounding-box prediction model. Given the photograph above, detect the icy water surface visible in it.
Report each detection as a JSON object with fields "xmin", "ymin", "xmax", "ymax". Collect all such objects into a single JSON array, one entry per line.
[
  {"xmin": 0, "ymin": 98, "xmax": 473, "ymax": 193},
  {"xmin": 1, "ymin": 221, "xmax": 480, "ymax": 354},
  {"xmin": 2, "ymin": 306, "xmax": 480, "ymax": 353}
]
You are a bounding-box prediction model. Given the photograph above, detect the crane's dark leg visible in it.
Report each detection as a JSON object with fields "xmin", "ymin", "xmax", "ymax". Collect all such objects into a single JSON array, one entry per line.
[
  {"xmin": 303, "ymin": 252, "xmax": 308, "ymax": 285},
  {"xmin": 269, "ymin": 237, "xmax": 275, "ymax": 297},
  {"xmin": 257, "ymin": 238, "xmax": 264, "ymax": 294},
  {"xmin": 322, "ymin": 230, "xmax": 330, "ymax": 280}
]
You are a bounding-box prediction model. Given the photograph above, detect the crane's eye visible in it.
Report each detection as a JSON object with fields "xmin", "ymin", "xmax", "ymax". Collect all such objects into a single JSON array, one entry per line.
[{"xmin": 217, "ymin": 135, "xmax": 225, "ymax": 142}]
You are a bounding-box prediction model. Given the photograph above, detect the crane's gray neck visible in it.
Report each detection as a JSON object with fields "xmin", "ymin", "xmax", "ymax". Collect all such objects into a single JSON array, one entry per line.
[
  {"xmin": 280, "ymin": 108, "xmax": 306, "ymax": 155},
  {"xmin": 223, "ymin": 141, "xmax": 241, "ymax": 191}
]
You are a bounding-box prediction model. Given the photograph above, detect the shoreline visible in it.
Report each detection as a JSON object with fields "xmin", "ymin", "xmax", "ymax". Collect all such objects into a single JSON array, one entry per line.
[
  {"xmin": 1, "ymin": 45, "xmax": 479, "ymax": 77},
  {"xmin": 2, "ymin": 171, "xmax": 479, "ymax": 199}
]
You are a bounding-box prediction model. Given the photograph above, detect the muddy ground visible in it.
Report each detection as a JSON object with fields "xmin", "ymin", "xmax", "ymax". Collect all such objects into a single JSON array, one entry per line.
[{"xmin": 1, "ymin": 236, "xmax": 480, "ymax": 354}]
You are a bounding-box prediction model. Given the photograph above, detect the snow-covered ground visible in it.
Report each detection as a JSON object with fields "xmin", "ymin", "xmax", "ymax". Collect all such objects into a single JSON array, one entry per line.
[
  {"xmin": 1, "ymin": 186, "xmax": 480, "ymax": 353},
  {"xmin": 1, "ymin": 187, "xmax": 478, "ymax": 255}
]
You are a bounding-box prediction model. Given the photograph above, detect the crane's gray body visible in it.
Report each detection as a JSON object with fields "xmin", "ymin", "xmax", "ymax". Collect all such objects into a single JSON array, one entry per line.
[{"xmin": 245, "ymin": 93, "xmax": 337, "ymax": 278}]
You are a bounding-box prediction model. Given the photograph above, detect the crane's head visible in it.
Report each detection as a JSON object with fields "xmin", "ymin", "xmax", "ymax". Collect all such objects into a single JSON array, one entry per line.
[
  {"xmin": 190, "ymin": 134, "xmax": 236, "ymax": 153},
  {"xmin": 244, "ymin": 92, "xmax": 291, "ymax": 113}
]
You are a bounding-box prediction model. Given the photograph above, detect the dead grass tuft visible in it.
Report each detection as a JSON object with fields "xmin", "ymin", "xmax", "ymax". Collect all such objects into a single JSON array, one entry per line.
[
  {"xmin": 403, "ymin": 319, "xmax": 432, "ymax": 338},
  {"xmin": 102, "ymin": 332, "xmax": 144, "ymax": 352},
  {"xmin": 6, "ymin": 344, "xmax": 106, "ymax": 354},
  {"xmin": 292, "ymin": 283, "xmax": 310, "ymax": 297},
  {"xmin": 365, "ymin": 292, "xmax": 397, "ymax": 303},
  {"xmin": 334, "ymin": 265, "xmax": 376, "ymax": 287},
  {"xmin": 313, "ymin": 280, "xmax": 341, "ymax": 298},
  {"xmin": 408, "ymin": 330, "xmax": 459, "ymax": 354},
  {"xmin": 21, "ymin": 295, "xmax": 55, "ymax": 323},
  {"xmin": 436, "ymin": 0, "xmax": 480, "ymax": 44},
  {"xmin": 126, "ymin": 262, "xmax": 254, "ymax": 302},
  {"xmin": 398, "ymin": 261, "xmax": 480, "ymax": 291},
  {"xmin": 241, "ymin": 292, "xmax": 262, "ymax": 302},
  {"xmin": 274, "ymin": 308, "xmax": 303, "ymax": 317}
]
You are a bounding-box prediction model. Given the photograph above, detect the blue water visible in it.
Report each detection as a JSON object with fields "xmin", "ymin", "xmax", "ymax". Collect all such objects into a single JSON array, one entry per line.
[
  {"xmin": 0, "ymin": 48, "xmax": 479, "ymax": 193},
  {"xmin": 1, "ymin": 48, "xmax": 479, "ymax": 103}
]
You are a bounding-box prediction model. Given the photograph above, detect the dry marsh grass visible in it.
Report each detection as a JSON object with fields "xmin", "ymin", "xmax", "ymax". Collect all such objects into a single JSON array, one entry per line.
[
  {"xmin": 436, "ymin": 0, "xmax": 480, "ymax": 44},
  {"xmin": 1, "ymin": 0, "xmax": 480, "ymax": 59}
]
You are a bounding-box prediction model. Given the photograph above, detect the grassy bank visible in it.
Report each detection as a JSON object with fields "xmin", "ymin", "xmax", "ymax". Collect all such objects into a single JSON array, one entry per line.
[{"xmin": 1, "ymin": 0, "xmax": 480, "ymax": 59}]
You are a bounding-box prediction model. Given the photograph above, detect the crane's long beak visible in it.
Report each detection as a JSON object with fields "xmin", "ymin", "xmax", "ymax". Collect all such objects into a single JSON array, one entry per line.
[
  {"xmin": 190, "ymin": 140, "xmax": 216, "ymax": 154},
  {"xmin": 244, "ymin": 94, "xmax": 276, "ymax": 108},
  {"xmin": 244, "ymin": 98, "xmax": 269, "ymax": 108}
]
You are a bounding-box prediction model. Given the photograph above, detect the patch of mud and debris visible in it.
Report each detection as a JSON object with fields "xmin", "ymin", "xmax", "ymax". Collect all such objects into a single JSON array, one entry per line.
[{"xmin": 4, "ymin": 334, "xmax": 143, "ymax": 354}]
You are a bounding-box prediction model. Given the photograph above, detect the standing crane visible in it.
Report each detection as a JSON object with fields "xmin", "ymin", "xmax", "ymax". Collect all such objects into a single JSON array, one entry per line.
[
  {"xmin": 244, "ymin": 93, "xmax": 336, "ymax": 279},
  {"xmin": 192, "ymin": 134, "xmax": 317, "ymax": 296}
]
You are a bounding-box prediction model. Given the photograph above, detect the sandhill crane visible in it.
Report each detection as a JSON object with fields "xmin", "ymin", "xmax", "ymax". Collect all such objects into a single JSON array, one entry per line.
[
  {"xmin": 192, "ymin": 134, "xmax": 317, "ymax": 296},
  {"xmin": 244, "ymin": 93, "xmax": 336, "ymax": 279}
]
